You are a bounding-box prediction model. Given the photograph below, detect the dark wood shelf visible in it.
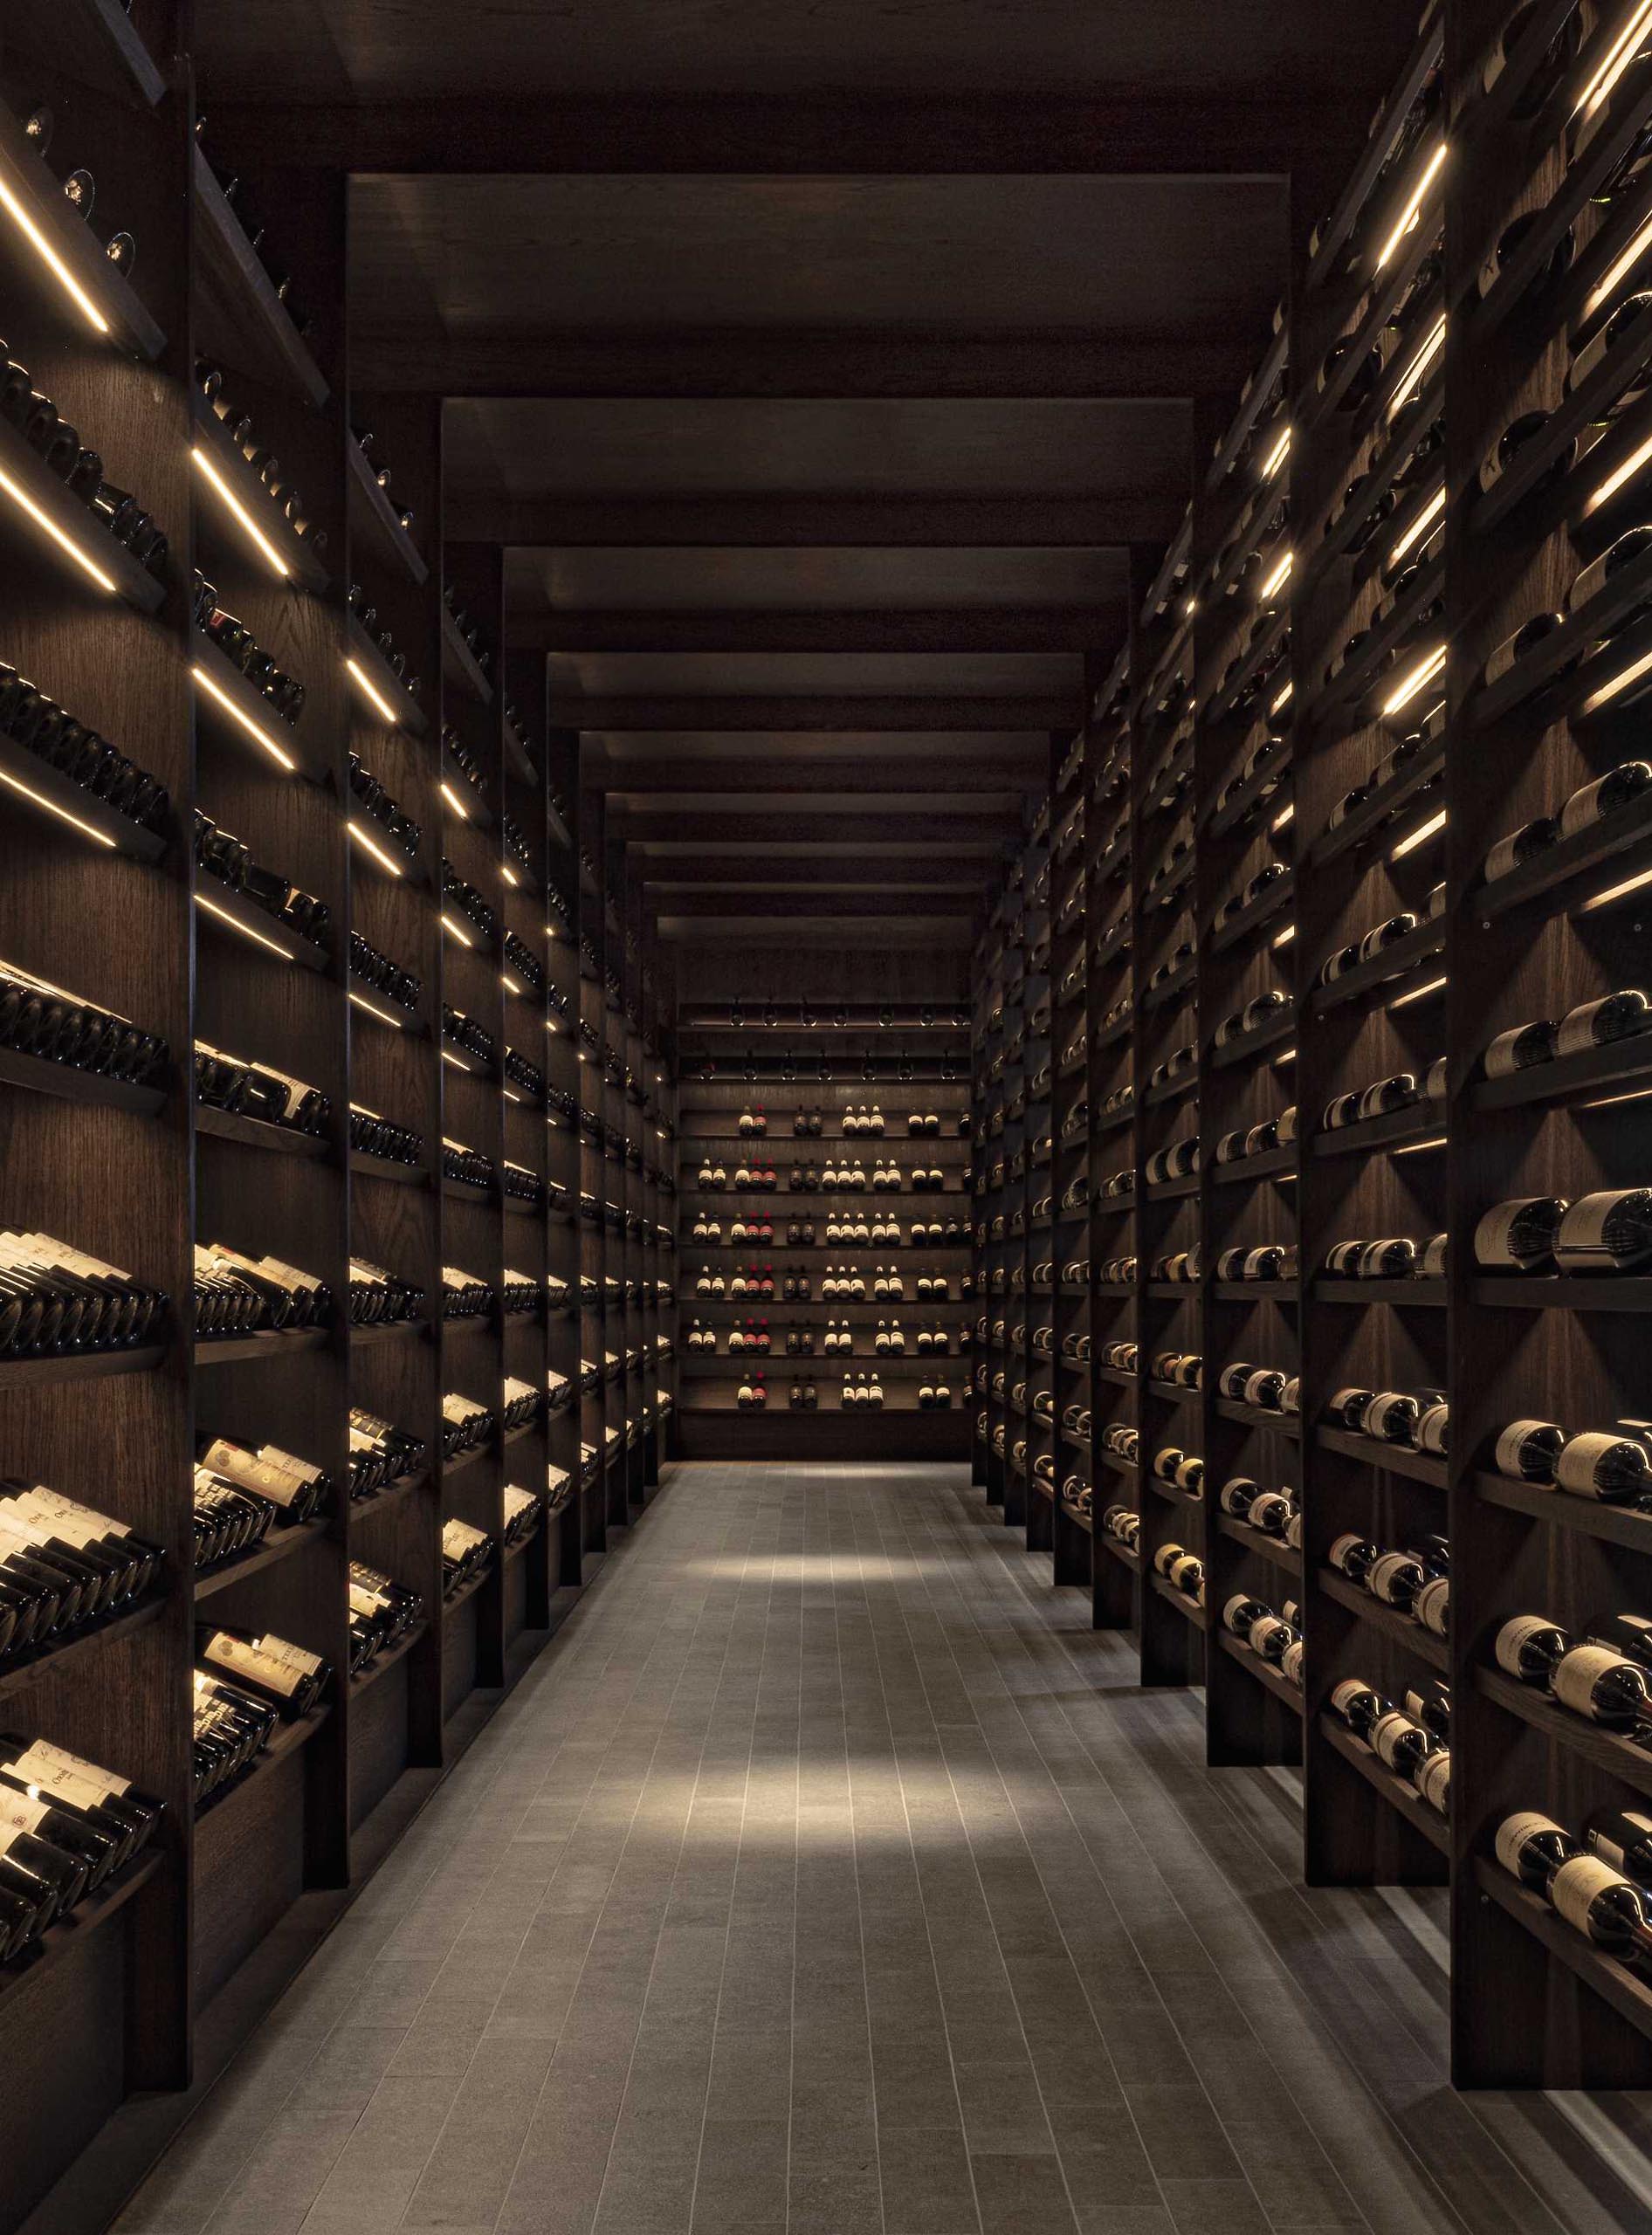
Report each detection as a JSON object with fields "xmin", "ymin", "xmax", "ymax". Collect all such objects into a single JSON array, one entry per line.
[
  {"xmin": 1217, "ymin": 1628, "xmax": 1304, "ymax": 1715},
  {"xmin": 1318, "ymin": 1567, "xmax": 1448, "ymax": 1671},
  {"xmin": 1319, "ymin": 1714, "xmax": 1448, "ymax": 1853},
  {"xmin": 1476, "ymin": 1860, "xmax": 1652, "ymax": 2047},
  {"xmin": 1311, "ymin": 919, "xmax": 1444, "ymax": 1016},
  {"xmin": 347, "ymin": 615, "xmax": 430, "ymax": 738},
  {"xmin": 1209, "ymin": 872, "xmax": 1294, "ymax": 955},
  {"xmin": 0, "ymin": 97, "xmax": 166, "ymax": 354},
  {"xmin": 346, "ymin": 437, "xmax": 429, "ymax": 585},
  {"xmin": 1208, "ymin": 1008, "xmax": 1296, "ymax": 1070},
  {"xmin": 0, "ymin": 1041, "xmax": 166, "ymax": 1117},
  {"xmin": 0, "ymin": 1342, "xmax": 165, "ymax": 1389},
  {"xmin": 0, "ymin": 1592, "xmax": 167, "ymax": 1704},
  {"xmin": 1311, "ymin": 1276, "xmax": 1444, "ymax": 1307},
  {"xmin": 0, "ymin": 415, "xmax": 165, "ymax": 612},
  {"xmin": 351, "ymin": 1620, "xmax": 430, "ymax": 1694},
  {"xmin": 1476, "ymin": 792, "xmax": 1652, "ymax": 925},
  {"xmin": 1215, "ymin": 1513, "xmax": 1300, "ymax": 1576},
  {"xmin": 196, "ymin": 1103, "xmax": 330, "ymax": 1156},
  {"xmin": 1311, "ymin": 1100, "xmax": 1442, "ymax": 1161},
  {"xmin": 190, "ymin": 396, "xmax": 329, "ymax": 594},
  {"xmin": 1306, "ymin": 745, "xmax": 1443, "ymax": 875},
  {"xmin": 1215, "ymin": 1398, "xmax": 1300, "ymax": 1438},
  {"xmin": 191, "ymin": 148, "xmax": 328, "ymax": 406},
  {"xmin": 441, "ymin": 609, "xmax": 495, "ymax": 705},
  {"xmin": 349, "ymin": 1317, "xmax": 428, "ymax": 1346},
  {"xmin": 349, "ymin": 1151, "xmax": 431, "ymax": 1186},
  {"xmin": 1211, "ymin": 1145, "xmax": 1297, "ymax": 1187},
  {"xmin": 1470, "ymin": 1034, "xmax": 1652, "ymax": 1115},
  {"xmin": 1147, "ymin": 1571, "xmax": 1210, "ymax": 1630},
  {"xmin": 0, "ymin": 1847, "xmax": 163, "ymax": 2024},
  {"xmin": 1211, "ymin": 1280, "xmax": 1297, "ymax": 1303},
  {"xmin": 1314, "ymin": 1425, "xmax": 1446, "ymax": 1489},
  {"xmin": 194, "ymin": 1518, "xmax": 331, "ymax": 1602},
  {"xmin": 192, "ymin": 637, "xmax": 318, "ymax": 786},
  {"xmin": 1476, "ymin": 1665, "xmax": 1652, "ymax": 1803},
  {"xmin": 1470, "ymin": 1276, "xmax": 1652, "ymax": 1313},
  {"xmin": 195, "ymin": 1328, "xmax": 330, "ymax": 1366},
  {"xmin": 1475, "ymin": 1468, "xmax": 1652, "ymax": 1553}
]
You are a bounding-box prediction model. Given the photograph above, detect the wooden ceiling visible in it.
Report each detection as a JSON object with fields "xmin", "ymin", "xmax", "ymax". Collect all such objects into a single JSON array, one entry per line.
[{"xmin": 202, "ymin": 1, "xmax": 1422, "ymax": 948}]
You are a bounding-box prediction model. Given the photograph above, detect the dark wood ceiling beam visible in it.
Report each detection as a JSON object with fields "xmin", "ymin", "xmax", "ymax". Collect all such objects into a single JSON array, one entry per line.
[
  {"xmin": 210, "ymin": 94, "xmax": 1343, "ymax": 175},
  {"xmin": 603, "ymin": 757, "xmax": 1043, "ymax": 794},
  {"xmin": 360, "ymin": 333, "xmax": 1254, "ymax": 398},
  {"xmin": 553, "ymin": 693, "xmax": 1078, "ymax": 730},
  {"xmin": 657, "ymin": 891, "xmax": 976, "ymax": 920},
  {"xmin": 454, "ymin": 496, "xmax": 1179, "ymax": 546},
  {"xmin": 611, "ymin": 811, "xmax": 1011, "ymax": 849},
  {"xmin": 511, "ymin": 606, "xmax": 1122, "ymax": 653},
  {"xmin": 638, "ymin": 855, "xmax": 990, "ymax": 888}
]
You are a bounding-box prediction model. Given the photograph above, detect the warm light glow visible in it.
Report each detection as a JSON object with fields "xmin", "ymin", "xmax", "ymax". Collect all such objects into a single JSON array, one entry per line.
[
  {"xmin": 0, "ymin": 175, "xmax": 110, "ymax": 335},
  {"xmin": 1587, "ymin": 212, "xmax": 1652, "ymax": 318},
  {"xmin": 192, "ymin": 447, "xmax": 290, "ymax": 578},
  {"xmin": 1577, "ymin": 0, "xmax": 1652, "ymax": 120},
  {"xmin": 1376, "ymin": 141, "xmax": 1448, "ymax": 272},
  {"xmin": 441, "ymin": 911, "xmax": 475, "ymax": 947},
  {"xmin": 504, "ymin": 1087, "xmax": 523, "ymax": 1104},
  {"xmin": 0, "ymin": 763, "xmax": 118, "ymax": 848},
  {"xmin": 1260, "ymin": 549, "xmax": 1294, "ymax": 602},
  {"xmin": 1393, "ymin": 1133, "xmax": 1448, "ymax": 1156},
  {"xmin": 1274, "ymin": 1047, "xmax": 1297, "ymax": 1065},
  {"xmin": 546, "ymin": 1017, "xmax": 561, "ymax": 1033},
  {"xmin": 348, "ymin": 819, "xmax": 404, "ymax": 877},
  {"xmin": 349, "ymin": 989, "xmax": 407, "ymax": 1029},
  {"xmin": 1390, "ymin": 808, "xmax": 1447, "ymax": 860},
  {"xmin": 1580, "ymin": 860, "xmax": 1652, "ymax": 911},
  {"xmin": 440, "ymin": 781, "xmax": 470, "ymax": 821},
  {"xmin": 0, "ymin": 464, "xmax": 119, "ymax": 593},
  {"xmin": 1270, "ymin": 679, "xmax": 1293, "ymax": 716},
  {"xmin": 502, "ymin": 863, "xmax": 520, "ymax": 888},
  {"xmin": 193, "ymin": 663, "xmax": 296, "ymax": 772},
  {"xmin": 502, "ymin": 972, "xmax": 522, "ymax": 995},
  {"xmin": 442, "ymin": 1047, "xmax": 476, "ymax": 1071},
  {"xmin": 1384, "ymin": 646, "xmax": 1447, "ymax": 717},
  {"xmin": 1587, "ymin": 428, "xmax": 1652, "ymax": 513},
  {"xmin": 1583, "ymin": 640, "xmax": 1652, "ymax": 713},
  {"xmin": 1272, "ymin": 925, "xmax": 1297, "ymax": 947},
  {"xmin": 196, "ymin": 891, "xmax": 293, "ymax": 961},
  {"xmin": 1582, "ymin": 1082, "xmax": 1652, "ymax": 1109},
  {"xmin": 1387, "ymin": 973, "xmax": 1448, "ymax": 1011},
  {"xmin": 1271, "ymin": 803, "xmax": 1295, "ymax": 833},
  {"xmin": 1262, "ymin": 426, "xmax": 1291, "ymax": 479},
  {"xmin": 1387, "ymin": 318, "xmax": 1446, "ymax": 421},
  {"xmin": 1387, "ymin": 486, "xmax": 1448, "ymax": 573},
  {"xmin": 345, "ymin": 657, "xmax": 399, "ymax": 726}
]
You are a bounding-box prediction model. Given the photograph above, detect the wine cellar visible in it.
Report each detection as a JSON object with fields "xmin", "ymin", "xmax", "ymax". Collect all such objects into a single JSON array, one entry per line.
[
  {"xmin": 974, "ymin": 0, "xmax": 1652, "ymax": 2095},
  {"xmin": 15, "ymin": 0, "xmax": 1652, "ymax": 2227}
]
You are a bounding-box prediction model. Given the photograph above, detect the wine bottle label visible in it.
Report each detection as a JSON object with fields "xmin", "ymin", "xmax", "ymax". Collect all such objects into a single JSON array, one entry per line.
[
  {"xmin": 1557, "ymin": 999, "xmax": 1614, "ymax": 1057},
  {"xmin": 1558, "ymin": 1193, "xmax": 1619, "ymax": 1254},
  {"xmin": 1415, "ymin": 1578, "xmax": 1450, "ymax": 1633},
  {"xmin": 203, "ymin": 1632, "xmax": 306, "ymax": 1697},
  {"xmin": 1328, "ymin": 1533, "xmax": 1367, "ymax": 1571},
  {"xmin": 1497, "ymin": 1615, "xmax": 1556, "ymax": 1672},
  {"xmin": 1497, "ymin": 1811, "xmax": 1567, "ymax": 1874},
  {"xmin": 202, "ymin": 1439, "xmax": 306, "ymax": 1507},
  {"xmin": 1222, "ymin": 1595, "xmax": 1256, "ymax": 1632},
  {"xmin": 1250, "ymin": 1616, "xmax": 1291, "ymax": 1656},
  {"xmin": 1552, "ymin": 1854, "xmax": 1634, "ymax": 1934},
  {"xmin": 1497, "ymin": 1421, "xmax": 1560, "ymax": 1476},
  {"xmin": 1475, "ymin": 1199, "xmax": 1545, "ymax": 1265},
  {"xmin": 1370, "ymin": 1711, "xmax": 1416, "ymax": 1768},
  {"xmin": 1486, "ymin": 829, "xmax": 1537, "ymax": 881},
  {"xmin": 1560, "ymin": 777, "xmax": 1614, "ymax": 839},
  {"xmin": 1368, "ymin": 1553, "xmax": 1419, "ymax": 1604},
  {"xmin": 1418, "ymin": 1752, "xmax": 1450, "ymax": 1810},
  {"xmin": 1331, "ymin": 1679, "xmax": 1371, "ymax": 1718},
  {"xmin": 0, "ymin": 1789, "xmax": 52, "ymax": 1838},
  {"xmin": 15, "ymin": 1483, "xmax": 126, "ymax": 1540},
  {"xmin": 1485, "ymin": 1028, "xmax": 1540, "ymax": 1079},
  {"xmin": 11, "ymin": 1737, "xmax": 130, "ymax": 1803},
  {"xmin": 1557, "ymin": 1433, "xmax": 1644, "ymax": 1496},
  {"xmin": 1553, "ymin": 1645, "xmax": 1640, "ymax": 1716}
]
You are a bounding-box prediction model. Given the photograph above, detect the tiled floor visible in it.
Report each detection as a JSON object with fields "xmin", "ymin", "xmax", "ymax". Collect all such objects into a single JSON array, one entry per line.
[{"xmin": 114, "ymin": 1462, "xmax": 1652, "ymax": 2235}]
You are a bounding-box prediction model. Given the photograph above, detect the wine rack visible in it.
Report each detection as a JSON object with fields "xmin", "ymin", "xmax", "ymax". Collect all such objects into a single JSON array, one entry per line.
[
  {"xmin": 676, "ymin": 1063, "xmax": 973, "ymax": 1459},
  {"xmin": 0, "ymin": 30, "xmax": 678, "ymax": 2231},
  {"xmin": 969, "ymin": 0, "xmax": 1652, "ymax": 2090}
]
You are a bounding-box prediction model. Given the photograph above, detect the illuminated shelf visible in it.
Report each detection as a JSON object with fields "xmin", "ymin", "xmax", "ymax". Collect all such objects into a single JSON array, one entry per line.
[
  {"xmin": 0, "ymin": 728, "xmax": 168, "ymax": 861},
  {"xmin": 0, "ymin": 415, "xmax": 166, "ymax": 612},
  {"xmin": 190, "ymin": 396, "xmax": 329, "ymax": 594},
  {"xmin": 196, "ymin": 873, "xmax": 332, "ymax": 973},
  {"xmin": 192, "ymin": 635, "xmax": 316, "ymax": 782},
  {"xmin": 0, "ymin": 97, "xmax": 165, "ymax": 356},
  {"xmin": 0, "ymin": 1040, "xmax": 166, "ymax": 1117},
  {"xmin": 194, "ymin": 1517, "xmax": 330, "ymax": 1603},
  {"xmin": 347, "ymin": 615, "xmax": 430, "ymax": 738},
  {"xmin": 1318, "ymin": 1567, "xmax": 1448, "ymax": 1671},
  {"xmin": 196, "ymin": 1103, "xmax": 329, "ymax": 1155},
  {"xmin": 346, "ymin": 437, "xmax": 428, "ymax": 585},
  {"xmin": 442, "ymin": 608, "xmax": 494, "ymax": 705}
]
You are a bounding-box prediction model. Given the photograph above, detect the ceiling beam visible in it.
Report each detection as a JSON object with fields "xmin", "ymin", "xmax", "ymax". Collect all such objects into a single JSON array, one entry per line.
[
  {"xmin": 361, "ymin": 333, "xmax": 1254, "ymax": 399},
  {"xmin": 657, "ymin": 891, "xmax": 976, "ymax": 920},
  {"xmin": 552, "ymin": 693, "xmax": 1078, "ymax": 731},
  {"xmin": 602, "ymin": 757, "xmax": 1045, "ymax": 794},
  {"xmin": 510, "ymin": 607, "xmax": 1123, "ymax": 654},
  {"xmin": 452, "ymin": 496, "xmax": 1180, "ymax": 546},
  {"xmin": 212, "ymin": 94, "xmax": 1346, "ymax": 175},
  {"xmin": 638, "ymin": 855, "xmax": 991, "ymax": 888},
  {"xmin": 612, "ymin": 811, "xmax": 1013, "ymax": 849}
]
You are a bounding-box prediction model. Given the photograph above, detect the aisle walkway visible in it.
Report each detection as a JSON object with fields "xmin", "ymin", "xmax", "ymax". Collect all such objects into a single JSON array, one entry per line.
[{"xmin": 116, "ymin": 1464, "xmax": 1652, "ymax": 2235}]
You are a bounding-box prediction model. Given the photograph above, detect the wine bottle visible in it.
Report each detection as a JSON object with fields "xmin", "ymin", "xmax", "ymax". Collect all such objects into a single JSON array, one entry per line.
[
  {"xmin": 1559, "ymin": 763, "xmax": 1652, "ymax": 835},
  {"xmin": 1484, "ymin": 1020, "xmax": 1559, "ymax": 1076},
  {"xmin": 196, "ymin": 1624, "xmax": 328, "ymax": 1718},
  {"xmin": 1556, "ymin": 989, "xmax": 1652, "ymax": 1056},
  {"xmin": 1495, "ymin": 1613, "xmax": 1571, "ymax": 1684},
  {"xmin": 1371, "ymin": 1710, "xmax": 1436, "ymax": 1781},
  {"xmin": 1496, "ymin": 1419, "xmax": 1565, "ymax": 1484},
  {"xmin": 1475, "ymin": 1195, "xmax": 1567, "ymax": 1271},
  {"xmin": 1495, "ymin": 1810, "xmax": 1579, "ymax": 1894},
  {"xmin": 1485, "ymin": 815, "xmax": 1559, "ymax": 881},
  {"xmin": 1404, "ymin": 1680, "xmax": 1452, "ymax": 1744},
  {"xmin": 1551, "ymin": 1853, "xmax": 1652, "ymax": 1964},
  {"xmin": 1555, "ymin": 1428, "xmax": 1652, "ymax": 1501},
  {"xmin": 1330, "ymin": 1679, "xmax": 1389, "ymax": 1740},
  {"xmin": 1551, "ymin": 1638, "xmax": 1652, "ymax": 1727},
  {"xmin": 1586, "ymin": 1808, "xmax": 1652, "ymax": 1886},
  {"xmin": 1556, "ymin": 1189, "xmax": 1652, "ymax": 1271},
  {"xmin": 0, "ymin": 1735, "xmax": 159, "ymax": 1861}
]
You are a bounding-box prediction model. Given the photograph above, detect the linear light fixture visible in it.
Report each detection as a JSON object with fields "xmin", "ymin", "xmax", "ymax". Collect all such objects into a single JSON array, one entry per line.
[
  {"xmin": 1577, "ymin": 0, "xmax": 1652, "ymax": 122},
  {"xmin": 502, "ymin": 972, "xmax": 523, "ymax": 995},
  {"xmin": 503, "ymin": 1087, "xmax": 523, "ymax": 1105},
  {"xmin": 1271, "ymin": 803, "xmax": 1295, "ymax": 834},
  {"xmin": 1262, "ymin": 426, "xmax": 1291, "ymax": 479},
  {"xmin": 1387, "ymin": 485, "xmax": 1448, "ymax": 570},
  {"xmin": 502, "ymin": 863, "xmax": 520, "ymax": 888},
  {"xmin": 1587, "ymin": 427, "xmax": 1652, "ymax": 513},
  {"xmin": 1387, "ymin": 317, "xmax": 1446, "ymax": 421},
  {"xmin": 1390, "ymin": 808, "xmax": 1447, "ymax": 860},
  {"xmin": 0, "ymin": 464, "xmax": 117, "ymax": 593},
  {"xmin": 1582, "ymin": 1081, "xmax": 1652, "ymax": 1109},
  {"xmin": 193, "ymin": 663, "xmax": 296, "ymax": 772},
  {"xmin": 440, "ymin": 911, "xmax": 475, "ymax": 947},
  {"xmin": 191, "ymin": 447, "xmax": 289, "ymax": 578},
  {"xmin": 0, "ymin": 175, "xmax": 109, "ymax": 335},
  {"xmin": 1580, "ymin": 860, "xmax": 1652, "ymax": 911},
  {"xmin": 1274, "ymin": 1047, "xmax": 1297, "ymax": 1065},
  {"xmin": 348, "ymin": 819, "xmax": 404, "ymax": 876},
  {"xmin": 348, "ymin": 988, "xmax": 407, "ymax": 1029},
  {"xmin": 1583, "ymin": 639, "xmax": 1652, "ymax": 713},
  {"xmin": 441, "ymin": 1047, "xmax": 475, "ymax": 1071},
  {"xmin": 1260, "ymin": 549, "xmax": 1294, "ymax": 603},
  {"xmin": 196, "ymin": 890, "xmax": 293, "ymax": 960},
  {"xmin": 1383, "ymin": 645, "xmax": 1448, "ymax": 717},
  {"xmin": 1271, "ymin": 924, "xmax": 1297, "ymax": 947},
  {"xmin": 440, "ymin": 781, "xmax": 470, "ymax": 821},
  {"xmin": 1376, "ymin": 142, "xmax": 1448, "ymax": 271},
  {"xmin": 0, "ymin": 762, "xmax": 117, "ymax": 848},
  {"xmin": 1388, "ymin": 973, "xmax": 1448, "ymax": 1011},
  {"xmin": 1587, "ymin": 210, "xmax": 1652, "ymax": 317},
  {"xmin": 345, "ymin": 656, "xmax": 399, "ymax": 726}
]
